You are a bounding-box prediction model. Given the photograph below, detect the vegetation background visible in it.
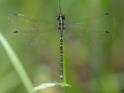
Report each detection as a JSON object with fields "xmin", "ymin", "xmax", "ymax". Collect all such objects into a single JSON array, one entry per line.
[{"xmin": 0, "ymin": 0, "xmax": 124, "ymax": 93}]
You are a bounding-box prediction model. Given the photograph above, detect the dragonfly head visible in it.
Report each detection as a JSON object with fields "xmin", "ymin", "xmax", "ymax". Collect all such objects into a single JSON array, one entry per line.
[{"xmin": 57, "ymin": 14, "xmax": 65, "ymax": 21}]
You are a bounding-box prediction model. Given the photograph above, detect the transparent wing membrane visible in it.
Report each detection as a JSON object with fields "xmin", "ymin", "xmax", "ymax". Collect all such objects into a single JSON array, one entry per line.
[
  {"xmin": 8, "ymin": 8, "xmax": 111, "ymax": 43},
  {"xmin": 8, "ymin": 13, "xmax": 57, "ymax": 37}
]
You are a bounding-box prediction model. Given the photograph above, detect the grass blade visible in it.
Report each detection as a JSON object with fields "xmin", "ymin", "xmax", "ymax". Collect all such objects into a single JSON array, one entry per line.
[{"xmin": 0, "ymin": 32, "xmax": 36, "ymax": 93}]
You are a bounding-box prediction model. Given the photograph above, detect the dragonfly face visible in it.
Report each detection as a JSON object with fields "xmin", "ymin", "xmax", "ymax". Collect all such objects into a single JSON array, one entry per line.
[{"xmin": 57, "ymin": 14, "xmax": 65, "ymax": 21}]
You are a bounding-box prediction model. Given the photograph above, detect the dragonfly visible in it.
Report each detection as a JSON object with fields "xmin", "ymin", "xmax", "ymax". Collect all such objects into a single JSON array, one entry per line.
[{"xmin": 8, "ymin": 0, "xmax": 111, "ymax": 81}]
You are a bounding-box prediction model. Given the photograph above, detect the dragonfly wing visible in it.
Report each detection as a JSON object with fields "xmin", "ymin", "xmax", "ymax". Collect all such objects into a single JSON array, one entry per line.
[
  {"xmin": 61, "ymin": 0, "xmax": 111, "ymax": 38},
  {"xmin": 64, "ymin": 11, "xmax": 111, "ymax": 38},
  {"xmin": 8, "ymin": 13, "xmax": 57, "ymax": 35},
  {"xmin": 63, "ymin": 14, "xmax": 111, "ymax": 43},
  {"xmin": 8, "ymin": 13, "xmax": 60, "ymax": 46}
]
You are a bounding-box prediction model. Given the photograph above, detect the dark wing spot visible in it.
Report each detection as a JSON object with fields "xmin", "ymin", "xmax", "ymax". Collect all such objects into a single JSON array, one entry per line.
[
  {"xmin": 105, "ymin": 30, "xmax": 110, "ymax": 34},
  {"xmin": 105, "ymin": 12, "xmax": 110, "ymax": 15},
  {"xmin": 13, "ymin": 30, "xmax": 19, "ymax": 33}
]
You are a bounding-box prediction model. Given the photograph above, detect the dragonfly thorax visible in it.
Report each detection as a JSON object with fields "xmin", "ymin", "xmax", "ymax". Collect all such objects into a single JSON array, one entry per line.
[
  {"xmin": 57, "ymin": 14, "xmax": 65, "ymax": 30},
  {"xmin": 57, "ymin": 14, "xmax": 65, "ymax": 20}
]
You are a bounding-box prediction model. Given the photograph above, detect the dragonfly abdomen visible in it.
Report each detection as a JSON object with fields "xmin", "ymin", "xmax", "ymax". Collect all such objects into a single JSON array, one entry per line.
[{"xmin": 57, "ymin": 13, "xmax": 65, "ymax": 80}]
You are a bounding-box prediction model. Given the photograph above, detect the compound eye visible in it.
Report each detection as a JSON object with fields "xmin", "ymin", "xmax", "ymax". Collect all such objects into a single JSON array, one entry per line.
[
  {"xmin": 62, "ymin": 15, "xmax": 65, "ymax": 20},
  {"xmin": 57, "ymin": 16, "xmax": 60, "ymax": 20}
]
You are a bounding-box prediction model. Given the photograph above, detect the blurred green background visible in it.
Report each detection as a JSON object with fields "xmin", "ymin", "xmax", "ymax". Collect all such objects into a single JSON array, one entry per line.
[{"xmin": 0, "ymin": 0, "xmax": 124, "ymax": 93}]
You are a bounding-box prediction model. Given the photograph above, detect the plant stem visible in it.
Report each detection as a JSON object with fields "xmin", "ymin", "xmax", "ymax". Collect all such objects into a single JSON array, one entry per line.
[{"xmin": 0, "ymin": 32, "xmax": 36, "ymax": 93}]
